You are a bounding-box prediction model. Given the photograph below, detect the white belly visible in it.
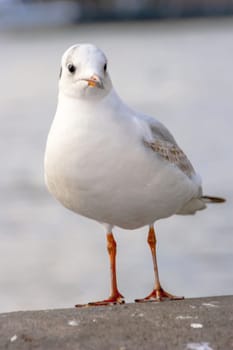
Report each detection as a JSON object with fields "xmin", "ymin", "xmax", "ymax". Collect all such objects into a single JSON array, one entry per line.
[{"xmin": 45, "ymin": 112, "xmax": 197, "ymax": 229}]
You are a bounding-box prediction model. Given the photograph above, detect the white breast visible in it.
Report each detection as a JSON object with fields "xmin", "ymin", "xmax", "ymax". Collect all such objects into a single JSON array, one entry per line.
[{"xmin": 45, "ymin": 91, "xmax": 199, "ymax": 229}]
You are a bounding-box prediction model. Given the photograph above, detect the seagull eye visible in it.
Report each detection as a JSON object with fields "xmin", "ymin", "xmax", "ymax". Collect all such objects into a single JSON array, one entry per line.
[
  {"xmin": 104, "ymin": 63, "xmax": 107, "ymax": 72},
  {"xmin": 67, "ymin": 64, "xmax": 76, "ymax": 73}
]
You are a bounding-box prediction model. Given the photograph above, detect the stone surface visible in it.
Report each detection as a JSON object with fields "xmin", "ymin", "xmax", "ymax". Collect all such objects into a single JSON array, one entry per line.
[{"xmin": 0, "ymin": 296, "xmax": 232, "ymax": 349}]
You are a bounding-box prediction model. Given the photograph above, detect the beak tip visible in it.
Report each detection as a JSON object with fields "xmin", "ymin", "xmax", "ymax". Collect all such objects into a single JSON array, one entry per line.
[{"xmin": 88, "ymin": 74, "xmax": 104, "ymax": 89}]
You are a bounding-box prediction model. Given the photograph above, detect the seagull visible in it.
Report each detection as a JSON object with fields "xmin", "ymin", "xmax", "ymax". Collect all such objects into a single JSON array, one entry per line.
[{"xmin": 44, "ymin": 43, "xmax": 225, "ymax": 307}]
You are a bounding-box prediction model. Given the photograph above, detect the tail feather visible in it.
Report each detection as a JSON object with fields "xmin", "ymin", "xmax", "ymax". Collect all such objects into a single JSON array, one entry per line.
[{"xmin": 201, "ymin": 195, "xmax": 226, "ymax": 203}]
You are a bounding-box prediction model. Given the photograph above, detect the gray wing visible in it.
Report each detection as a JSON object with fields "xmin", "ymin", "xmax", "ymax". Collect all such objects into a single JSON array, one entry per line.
[{"xmin": 144, "ymin": 117, "xmax": 195, "ymax": 178}]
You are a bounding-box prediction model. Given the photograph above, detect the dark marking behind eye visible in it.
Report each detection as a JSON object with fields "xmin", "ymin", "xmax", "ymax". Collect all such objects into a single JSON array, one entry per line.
[
  {"xmin": 59, "ymin": 67, "xmax": 62, "ymax": 79},
  {"xmin": 104, "ymin": 63, "xmax": 107, "ymax": 72}
]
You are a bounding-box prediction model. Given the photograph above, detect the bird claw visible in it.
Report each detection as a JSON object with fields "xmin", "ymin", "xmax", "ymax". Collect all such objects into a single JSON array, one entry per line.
[
  {"xmin": 88, "ymin": 297, "xmax": 125, "ymax": 306},
  {"xmin": 75, "ymin": 293, "xmax": 125, "ymax": 307},
  {"xmin": 135, "ymin": 287, "xmax": 184, "ymax": 303}
]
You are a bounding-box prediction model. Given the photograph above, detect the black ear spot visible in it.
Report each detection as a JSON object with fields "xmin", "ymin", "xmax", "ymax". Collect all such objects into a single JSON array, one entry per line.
[
  {"xmin": 59, "ymin": 67, "xmax": 62, "ymax": 79},
  {"xmin": 104, "ymin": 63, "xmax": 107, "ymax": 72},
  {"xmin": 67, "ymin": 64, "xmax": 76, "ymax": 73}
]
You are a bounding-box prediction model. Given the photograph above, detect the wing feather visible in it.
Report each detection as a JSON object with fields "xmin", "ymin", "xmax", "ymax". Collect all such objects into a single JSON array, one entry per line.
[
  {"xmin": 144, "ymin": 139, "xmax": 195, "ymax": 178},
  {"xmin": 134, "ymin": 113, "xmax": 196, "ymax": 178}
]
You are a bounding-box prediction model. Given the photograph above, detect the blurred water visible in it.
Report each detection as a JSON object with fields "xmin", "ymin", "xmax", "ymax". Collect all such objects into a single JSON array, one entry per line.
[{"xmin": 0, "ymin": 18, "xmax": 233, "ymax": 312}]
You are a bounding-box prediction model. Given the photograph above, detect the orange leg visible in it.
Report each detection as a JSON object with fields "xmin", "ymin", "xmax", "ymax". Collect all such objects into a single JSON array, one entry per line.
[
  {"xmin": 76, "ymin": 232, "xmax": 124, "ymax": 307},
  {"xmin": 135, "ymin": 226, "xmax": 184, "ymax": 303}
]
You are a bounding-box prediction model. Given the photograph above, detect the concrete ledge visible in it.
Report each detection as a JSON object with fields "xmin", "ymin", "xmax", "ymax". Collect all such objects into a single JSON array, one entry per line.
[{"xmin": 0, "ymin": 296, "xmax": 232, "ymax": 350}]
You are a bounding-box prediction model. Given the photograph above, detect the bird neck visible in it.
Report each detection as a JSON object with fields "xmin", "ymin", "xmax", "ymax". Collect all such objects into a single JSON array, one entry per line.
[{"xmin": 58, "ymin": 88, "xmax": 123, "ymax": 113}]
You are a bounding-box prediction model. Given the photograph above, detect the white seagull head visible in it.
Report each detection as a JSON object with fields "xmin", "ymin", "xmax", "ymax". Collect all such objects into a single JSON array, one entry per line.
[{"xmin": 59, "ymin": 43, "xmax": 112, "ymax": 100}]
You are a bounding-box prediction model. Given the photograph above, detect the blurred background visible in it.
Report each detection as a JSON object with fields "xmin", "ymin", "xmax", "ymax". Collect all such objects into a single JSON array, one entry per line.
[{"xmin": 0, "ymin": 0, "xmax": 233, "ymax": 313}]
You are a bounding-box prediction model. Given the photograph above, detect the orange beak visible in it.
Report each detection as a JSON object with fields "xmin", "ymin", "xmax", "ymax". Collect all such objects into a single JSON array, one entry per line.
[{"xmin": 85, "ymin": 74, "xmax": 104, "ymax": 89}]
